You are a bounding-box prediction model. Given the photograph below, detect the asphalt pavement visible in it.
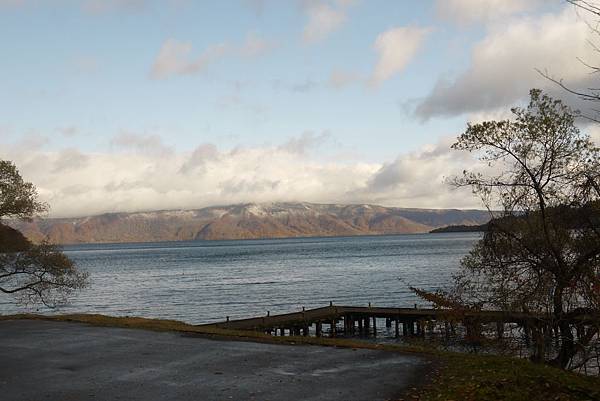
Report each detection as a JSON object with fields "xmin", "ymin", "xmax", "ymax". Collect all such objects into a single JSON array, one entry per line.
[{"xmin": 0, "ymin": 319, "xmax": 431, "ymax": 401}]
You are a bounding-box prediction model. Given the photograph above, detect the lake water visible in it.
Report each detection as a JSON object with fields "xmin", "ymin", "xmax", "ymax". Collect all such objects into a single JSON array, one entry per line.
[{"xmin": 0, "ymin": 233, "xmax": 481, "ymax": 324}]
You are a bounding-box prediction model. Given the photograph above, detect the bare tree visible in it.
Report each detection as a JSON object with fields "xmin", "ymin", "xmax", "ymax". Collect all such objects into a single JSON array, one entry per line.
[
  {"xmin": 0, "ymin": 160, "xmax": 88, "ymax": 307},
  {"xmin": 539, "ymin": 0, "xmax": 600, "ymax": 121},
  {"xmin": 416, "ymin": 90, "xmax": 600, "ymax": 369}
]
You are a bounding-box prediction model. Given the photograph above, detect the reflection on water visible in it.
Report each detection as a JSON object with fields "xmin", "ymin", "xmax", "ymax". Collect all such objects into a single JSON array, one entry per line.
[{"xmin": 0, "ymin": 233, "xmax": 481, "ymax": 324}]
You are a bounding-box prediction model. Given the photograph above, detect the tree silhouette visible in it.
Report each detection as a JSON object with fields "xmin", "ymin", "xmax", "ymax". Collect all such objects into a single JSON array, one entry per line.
[
  {"xmin": 416, "ymin": 90, "xmax": 600, "ymax": 369},
  {"xmin": 0, "ymin": 160, "xmax": 88, "ymax": 306}
]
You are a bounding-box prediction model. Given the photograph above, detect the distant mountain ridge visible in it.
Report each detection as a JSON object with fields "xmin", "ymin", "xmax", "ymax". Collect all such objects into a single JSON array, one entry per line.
[{"xmin": 9, "ymin": 202, "xmax": 491, "ymax": 244}]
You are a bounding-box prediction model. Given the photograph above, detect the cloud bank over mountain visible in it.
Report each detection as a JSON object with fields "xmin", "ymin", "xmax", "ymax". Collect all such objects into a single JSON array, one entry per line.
[{"xmin": 2, "ymin": 133, "xmax": 483, "ymax": 218}]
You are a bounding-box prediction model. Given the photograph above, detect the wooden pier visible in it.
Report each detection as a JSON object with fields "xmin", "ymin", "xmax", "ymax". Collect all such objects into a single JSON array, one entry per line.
[{"xmin": 203, "ymin": 304, "xmax": 560, "ymax": 340}]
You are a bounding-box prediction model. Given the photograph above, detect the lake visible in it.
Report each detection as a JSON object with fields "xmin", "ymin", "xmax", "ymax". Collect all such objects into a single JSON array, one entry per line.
[{"xmin": 0, "ymin": 232, "xmax": 481, "ymax": 324}]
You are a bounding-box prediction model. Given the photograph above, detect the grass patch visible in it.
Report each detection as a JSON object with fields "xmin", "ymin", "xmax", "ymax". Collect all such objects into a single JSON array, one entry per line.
[
  {"xmin": 2, "ymin": 313, "xmax": 599, "ymax": 401},
  {"xmin": 405, "ymin": 353, "xmax": 600, "ymax": 401}
]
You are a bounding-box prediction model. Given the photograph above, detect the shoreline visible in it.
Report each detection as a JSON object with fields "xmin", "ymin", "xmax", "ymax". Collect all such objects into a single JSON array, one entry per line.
[{"xmin": 54, "ymin": 230, "xmax": 479, "ymax": 248}]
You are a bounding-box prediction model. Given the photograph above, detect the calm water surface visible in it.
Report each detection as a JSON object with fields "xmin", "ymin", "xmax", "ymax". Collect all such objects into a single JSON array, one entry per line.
[{"xmin": 0, "ymin": 233, "xmax": 481, "ymax": 324}]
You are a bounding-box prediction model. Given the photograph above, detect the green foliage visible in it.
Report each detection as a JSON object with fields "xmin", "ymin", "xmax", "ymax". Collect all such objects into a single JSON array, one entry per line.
[
  {"xmin": 0, "ymin": 160, "xmax": 88, "ymax": 306},
  {"xmin": 0, "ymin": 223, "xmax": 30, "ymax": 252},
  {"xmin": 452, "ymin": 89, "xmax": 600, "ymax": 212},
  {"xmin": 0, "ymin": 160, "xmax": 47, "ymax": 220}
]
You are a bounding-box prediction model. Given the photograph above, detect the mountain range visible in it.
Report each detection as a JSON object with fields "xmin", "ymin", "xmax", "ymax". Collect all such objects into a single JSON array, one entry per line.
[{"xmin": 8, "ymin": 202, "xmax": 491, "ymax": 244}]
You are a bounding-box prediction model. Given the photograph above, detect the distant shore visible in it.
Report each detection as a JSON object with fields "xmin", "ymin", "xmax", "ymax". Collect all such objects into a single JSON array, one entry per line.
[
  {"xmin": 429, "ymin": 224, "xmax": 487, "ymax": 233},
  {"xmin": 9, "ymin": 202, "xmax": 490, "ymax": 245}
]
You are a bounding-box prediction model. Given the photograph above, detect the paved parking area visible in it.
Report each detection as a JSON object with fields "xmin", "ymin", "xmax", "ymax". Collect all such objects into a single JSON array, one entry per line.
[{"xmin": 0, "ymin": 320, "xmax": 430, "ymax": 401}]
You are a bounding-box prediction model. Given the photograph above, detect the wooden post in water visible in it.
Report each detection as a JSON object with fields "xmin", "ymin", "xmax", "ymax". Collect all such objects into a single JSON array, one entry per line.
[
  {"xmin": 331, "ymin": 319, "xmax": 337, "ymax": 337},
  {"xmin": 358, "ymin": 317, "xmax": 363, "ymax": 334},
  {"xmin": 316, "ymin": 322, "xmax": 322, "ymax": 337},
  {"xmin": 523, "ymin": 321, "xmax": 531, "ymax": 347},
  {"xmin": 496, "ymin": 321, "xmax": 504, "ymax": 339},
  {"xmin": 395, "ymin": 319, "xmax": 400, "ymax": 338},
  {"xmin": 427, "ymin": 320, "xmax": 434, "ymax": 335},
  {"xmin": 402, "ymin": 321, "xmax": 408, "ymax": 336},
  {"xmin": 372, "ymin": 316, "xmax": 377, "ymax": 337}
]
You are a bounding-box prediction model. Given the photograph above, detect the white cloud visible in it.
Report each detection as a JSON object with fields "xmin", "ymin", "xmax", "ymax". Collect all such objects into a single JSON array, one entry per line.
[
  {"xmin": 416, "ymin": 6, "xmax": 597, "ymax": 120},
  {"xmin": 13, "ymin": 133, "xmax": 50, "ymax": 151},
  {"xmin": 278, "ymin": 131, "xmax": 332, "ymax": 154},
  {"xmin": 1, "ymin": 133, "xmax": 483, "ymax": 218},
  {"xmin": 51, "ymin": 148, "xmax": 89, "ymax": 173},
  {"xmin": 151, "ymin": 33, "xmax": 275, "ymax": 79},
  {"xmin": 110, "ymin": 132, "xmax": 173, "ymax": 157},
  {"xmin": 302, "ymin": 0, "xmax": 354, "ymax": 43},
  {"xmin": 178, "ymin": 143, "xmax": 219, "ymax": 174},
  {"xmin": 361, "ymin": 136, "xmax": 477, "ymax": 208},
  {"xmin": 150, "ymin": 39, "xmax": 229, "ymax": 79},
  {"xmin": 371, "ymin": 26, "xmax": 431, "ymax": 86},
  {"xmin": 435, "ymin": 0, "xmax": 542, "ymax": 25},
  {"xmin": 585, "ymin": 123, "xmax": 600, "ymax": 145}
]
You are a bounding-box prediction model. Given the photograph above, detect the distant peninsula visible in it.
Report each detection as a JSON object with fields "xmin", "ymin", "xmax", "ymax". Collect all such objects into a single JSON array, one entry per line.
[
  {"xmin": 429, "ymin": 223, "xmax": 488, "ymax": 233},
  {"xmin": 10, "ymin": 202, "xmax": 491, "ymax": 245}
]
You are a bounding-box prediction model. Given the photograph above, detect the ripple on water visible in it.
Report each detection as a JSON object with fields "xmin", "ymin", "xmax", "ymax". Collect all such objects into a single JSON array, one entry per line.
[{"xmin": 0, "ymin": 233, "xmax": 481, "ymax": 324}]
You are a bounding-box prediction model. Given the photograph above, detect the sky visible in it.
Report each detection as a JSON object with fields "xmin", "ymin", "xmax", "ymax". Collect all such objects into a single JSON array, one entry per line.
[{"xmin": 1, "ymin": 0, "xmax": 599, "ymax": 217}]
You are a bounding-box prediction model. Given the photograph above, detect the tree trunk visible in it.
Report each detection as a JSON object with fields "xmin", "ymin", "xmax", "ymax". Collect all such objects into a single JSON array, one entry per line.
[
  {"xmin": 531, "ymin": 322, "xmax": 545, "ymax": 363},
  {"xmin": 551, "ymin": 286, "xmax": 576, "ymax": 369}
]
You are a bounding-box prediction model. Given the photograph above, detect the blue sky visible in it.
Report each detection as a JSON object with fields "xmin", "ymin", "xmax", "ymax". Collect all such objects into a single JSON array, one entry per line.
[
  {"xmin": 2, "ymin": 0, "xmax": 472, "ymax": 159},
  {"xmin": 1, "ymin": 0, "xmax": 596, "ymax": 217}
]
